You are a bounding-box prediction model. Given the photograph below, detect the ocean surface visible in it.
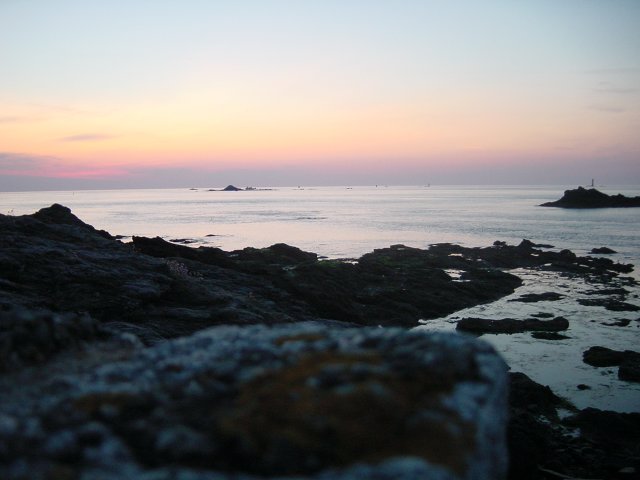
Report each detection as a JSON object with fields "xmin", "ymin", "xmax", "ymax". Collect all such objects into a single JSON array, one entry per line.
[{"xmin": 2, "ymin": 184, "xmax": 640, "ymax": 412}]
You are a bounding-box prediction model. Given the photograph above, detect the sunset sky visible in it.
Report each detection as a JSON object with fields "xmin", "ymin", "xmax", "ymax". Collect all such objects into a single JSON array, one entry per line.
[{"xmin": 1, "ymin": 1, "xmax": 639, "ymax": 190}]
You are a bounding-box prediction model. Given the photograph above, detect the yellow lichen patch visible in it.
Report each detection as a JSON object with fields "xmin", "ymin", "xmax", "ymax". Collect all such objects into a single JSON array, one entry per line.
[
  {"xmin": 161, "ymin": 363, "xmax": 185, "ymax": 372},
  {"xmin": 272, "ymin": 332, "xmax": 327, "ymax": 346},
  {"xmin": 47, "ymin": 464, "xmax": 77, "ymax": 480},
  {"xmin": 217, "ymin": 351, "xmax": 474, "ymax": 475}
]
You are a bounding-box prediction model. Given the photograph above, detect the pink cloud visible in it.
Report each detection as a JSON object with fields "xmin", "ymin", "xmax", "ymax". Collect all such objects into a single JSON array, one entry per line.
[
  {"xmin": 0, "ymin": 152, "xmax": 130, "ymax": 179},
  {"xmin": 46, "ymin": 167, "xmax": 130, "ymax": 179},
  {"xmin": 58, "ymin": 134, "xmax": 118, "ymax": 142}
]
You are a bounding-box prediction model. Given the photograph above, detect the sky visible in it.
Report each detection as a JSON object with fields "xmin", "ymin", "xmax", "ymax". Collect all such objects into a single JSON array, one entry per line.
[{"xmin": 1, "ymin": 0, "xmax": 639, "ymax": 190}]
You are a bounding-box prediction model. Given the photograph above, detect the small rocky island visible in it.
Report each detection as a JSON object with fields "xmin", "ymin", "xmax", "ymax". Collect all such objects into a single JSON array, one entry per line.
[
  {"xmin": 206, "ymin": 185, "xmax": 274, "ymax": 192},
  {"xmin": 541, "ymin": 186, "xmax": 640, "ymax": 208},
  {"xmin": 1, "ymin": 205, "xmax": 639, "ymax": 479},
  {"xmin": 207, "ymin": 184, "xmax": 243, "ymax": 191}
]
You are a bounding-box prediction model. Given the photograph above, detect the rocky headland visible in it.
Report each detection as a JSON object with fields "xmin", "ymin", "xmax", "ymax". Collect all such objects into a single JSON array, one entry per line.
[
  {"xmin": 541, "ymin": 186, "xmax": 640, "ymax": 208},
  {"xmin": 1, "ymin": 205, "xmax": 639, "ymax": 479}
]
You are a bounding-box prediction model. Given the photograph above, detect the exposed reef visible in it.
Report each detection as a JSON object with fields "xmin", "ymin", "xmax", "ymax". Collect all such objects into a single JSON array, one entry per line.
[
  {"xmin": 583, "ymin": 346, "xmax": 640, "ymax": 382},
  {"xmin": 3, "ymin": 205, "xmax": 631, "ymax": 338},
  {"xmin": 541, "ymin": 186, "xmax": 640, "ymax": 208},
  {"xmin": 456, "ymin": 316, "xmax": 569, "ymax": 335},
  {"xmin": 2, "ymin": 204, "xmax": 530, "ymax": 337}
]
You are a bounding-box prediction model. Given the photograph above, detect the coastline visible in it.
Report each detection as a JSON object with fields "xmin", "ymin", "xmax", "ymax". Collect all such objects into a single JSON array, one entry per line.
[{"xmin": 1, "ymin": 204, "xmax": 639, "ymax": 479}]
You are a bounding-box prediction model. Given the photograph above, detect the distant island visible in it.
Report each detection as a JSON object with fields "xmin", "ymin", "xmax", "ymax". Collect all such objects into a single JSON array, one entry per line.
[
  {"xmin": 541, "ymin": 186, "xmax": 640, "ymax": 208},
  {"xmin": 206, "ymin": 185, "xmax": 274, "ymax": 192}
]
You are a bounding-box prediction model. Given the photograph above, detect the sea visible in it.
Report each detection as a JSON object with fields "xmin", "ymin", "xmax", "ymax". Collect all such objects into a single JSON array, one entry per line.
[{"xmin": 2, "ymin": 184, "xmax": 639, "ymax": 412}]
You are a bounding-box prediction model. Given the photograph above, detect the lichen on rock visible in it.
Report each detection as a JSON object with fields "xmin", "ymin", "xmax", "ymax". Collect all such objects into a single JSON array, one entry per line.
[{"xmin": 0, "ymin": 323, "xmax": 509, "ymax": 480}]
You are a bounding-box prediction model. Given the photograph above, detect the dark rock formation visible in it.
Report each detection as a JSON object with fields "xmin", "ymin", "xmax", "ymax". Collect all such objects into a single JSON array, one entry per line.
[
  {"xmin": 507, "ymin": 372, "xmax": 572, "ymax": 480},
  {"xmin": 532, "ymin": 312, "xmax": 554, "ymax": 318},
  {"xmin": 169, "ymin": 238, "xmax": 198, "ymax": 244},
  {"xmin": 619, "ymin": 356, "xmax": 640, "ymax": 382},
  {"xmin": 2, "ymin": 205, "xmax": 634, "ymax": 342},
  {"xmin": 509, "ymin": 372, "xmax": 568, "ymax": 418},
  {"xmin": 508, "ymin": 373, "xmax": 640, "ymax": 480},
  {"xmin": 583, "ymin": 347, "xmax": 640, "ymax": 382},
  {"xmin": 541, "ymin": 186, "xmax": 640, "ymax": 208},
  {"xmin": 602, "ymin": 318, "xmax": 631, "ymax": 327},
  {"xmin": 281, "ymin": 244, "xmax": 523, "ymax": 326},
  {"xmin": 0, "ymin": 323, "xmax": 509, "ymax": 480},
  {"xmin": 428, "ymin": 239, "xmax": 633, "ymax": 276},
  {"xmin": 591, "ymin": 246, "xmax": 617, "ymax": 254},
  {"xmin": 508, "ymin": 292, "xmax": 564, "ymax": 303},
  {"xmin": 531, "ymin": 332, "xmax": 570, "ymax": 340},
  {"xmin": 583, "ymin": 346, "xmax": 630, "ymax": 366},
  {"xmin": 512, "ymin": 239, "xmax": 554, "ymax": 249},
  {"xmin": 584, "ymin": 286, "xmax": 630, "ymax": 296},
  {"xmin": 207, "ymin": 185, "xmax": 243, "ymax": 191},
  {"xmin": 0, "ymin": 206, "xmax": 311, "ymax": 342},
  {"xmin": 565, "ymin": 407, "xmax": 640, "ymax": 443},
  {"xmin": 578, "ymin": 297, "xmax": 640, "ymax": 311},
  {"xmin": 456, "ymin": 316, "xmax": 569, "ymax": 334},
  {"xmin": 132, "ymin": 240, "xmax": 524, "ymax": 327},
  {"xmin": 32, "ymin": 203, "xmax": 113, "ymax": 239}
]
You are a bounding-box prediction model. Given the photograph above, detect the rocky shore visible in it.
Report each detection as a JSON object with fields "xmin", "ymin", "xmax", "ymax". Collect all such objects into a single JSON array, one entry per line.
[{"xmin": 1, "ymin": 205, "xmax": 639, "ymax": 479}]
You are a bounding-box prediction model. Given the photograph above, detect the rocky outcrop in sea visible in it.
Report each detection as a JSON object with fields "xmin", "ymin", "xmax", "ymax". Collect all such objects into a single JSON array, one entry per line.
[{"xmin": 541, "ymin": 186, "xmax": 640, "ymax": 208}]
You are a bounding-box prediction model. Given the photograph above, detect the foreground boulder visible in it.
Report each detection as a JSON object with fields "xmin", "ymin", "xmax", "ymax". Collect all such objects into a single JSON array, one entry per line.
[
  {"xmin": 541, "ymin": 186, "xmax": 640, "ymax": 208},
  {"xmin": 0, "ymin": 323, "xmax": 509, "ymax": 480}
]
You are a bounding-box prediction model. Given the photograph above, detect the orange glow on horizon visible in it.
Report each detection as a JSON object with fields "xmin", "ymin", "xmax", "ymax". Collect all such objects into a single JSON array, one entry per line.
[{"xmin": 1, "ymin": 82, "xmax": 638, "ymax": 182}]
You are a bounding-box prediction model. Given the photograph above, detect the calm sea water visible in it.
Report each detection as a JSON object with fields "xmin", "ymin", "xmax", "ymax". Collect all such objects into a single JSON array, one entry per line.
[
  {"xmin": 2, "ymin": 185, "xmax": 640, "ymax": 264},
  {"xmin": 3, "ymin": 185, "xmax": 640, "ymax": 411}
]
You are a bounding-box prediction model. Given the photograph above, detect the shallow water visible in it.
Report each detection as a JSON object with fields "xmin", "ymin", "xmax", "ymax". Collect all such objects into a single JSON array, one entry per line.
[
  {"xmin": 416, "ymin": 269, "xmax": 640, "ymax": 413},
  {"xmin": 2, "ymin": 184, "xmax": 639, "ymax": 411}
]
